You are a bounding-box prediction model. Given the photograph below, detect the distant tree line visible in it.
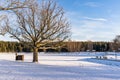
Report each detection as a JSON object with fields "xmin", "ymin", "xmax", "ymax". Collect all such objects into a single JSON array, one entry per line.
[
  {"xmin": 0, "ymin": 41, "xmax": 119, "ymax": 52},
  {"xmin": 0, "ymin": 41, "xmax": 32, "ymax": 52},
  {"xmin": 65, "ymin": 41, "xmax": 111, "ymax": 52}
]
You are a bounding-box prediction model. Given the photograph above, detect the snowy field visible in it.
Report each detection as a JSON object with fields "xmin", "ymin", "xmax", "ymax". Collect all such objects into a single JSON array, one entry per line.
[{"xmin": 0, "ymin": 52, "xmax": 120, "ymax": 80}]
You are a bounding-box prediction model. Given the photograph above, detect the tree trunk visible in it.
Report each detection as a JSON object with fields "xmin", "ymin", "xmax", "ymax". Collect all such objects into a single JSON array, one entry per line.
[{"xmin": 33, "ymin": 47, "xmax": 38, "ymax": 62}]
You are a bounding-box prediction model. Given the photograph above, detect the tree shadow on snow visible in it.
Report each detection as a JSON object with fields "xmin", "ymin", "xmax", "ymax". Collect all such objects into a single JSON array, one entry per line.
[
  {"xmin": 1, "ymin": 60, "xmax": 120, "ymax": 80},
  {"xmin": 0, "ymin": 60, "xmax": 81, "ymax": 79},
  {"xmin": 80, "ymin": 58, "xmax": 120, "ymax": 67}
]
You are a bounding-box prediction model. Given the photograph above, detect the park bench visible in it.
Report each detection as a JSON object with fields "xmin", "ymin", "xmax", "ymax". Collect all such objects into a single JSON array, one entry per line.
[
  {"xmin": 15, "ymin": 53, "xmax": 24, "ymax": 61},
  {"xmin": 96, "ymin": 52, "xmax": 117, "ymax": 60}
]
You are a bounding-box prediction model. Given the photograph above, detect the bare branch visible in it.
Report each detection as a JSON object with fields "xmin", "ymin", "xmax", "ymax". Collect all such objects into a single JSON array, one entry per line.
[{"xmin": 0, "ymin": 0, "xmax": 71, "ymax": 62}]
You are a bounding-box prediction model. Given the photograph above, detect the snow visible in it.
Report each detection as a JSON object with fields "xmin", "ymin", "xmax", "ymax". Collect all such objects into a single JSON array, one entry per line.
[{"xmin": 0, "ymin": 52, "xmax": 120, "ymax": 80}]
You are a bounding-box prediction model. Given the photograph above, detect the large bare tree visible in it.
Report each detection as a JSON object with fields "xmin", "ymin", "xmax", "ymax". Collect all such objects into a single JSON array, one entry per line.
[{"xmin": 0, "ymin": 0, "xmax": 70, "ymax": 62}]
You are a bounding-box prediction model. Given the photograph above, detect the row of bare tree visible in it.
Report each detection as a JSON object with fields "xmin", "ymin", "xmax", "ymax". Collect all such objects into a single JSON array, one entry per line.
[
  {"xmin": 65, "ymin": 41, "xmax": 119, "ymax": 52},
  {"xmin": 65, "ymin": 41, "xmax": 109, "ymax": 52}
]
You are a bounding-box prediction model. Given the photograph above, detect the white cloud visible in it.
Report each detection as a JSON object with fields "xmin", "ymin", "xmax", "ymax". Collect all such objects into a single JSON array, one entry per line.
[
  {"xmin": 84, "ymin": 2, "xmax": 100, "ymax": 7},
  {"xmin": 68, "ymin": 13, "xmax": 120, "ymax": 41},
  {"xmin": 73, "ymin": 1, "xmax": 101, "ymax": 8},
  {"xmin": 0, "ymin": 35, "xmax": 17, "ymax": 41},
  {"xmin": 84, "ymin": 17, "xmax": 108, "ymax": 22}
]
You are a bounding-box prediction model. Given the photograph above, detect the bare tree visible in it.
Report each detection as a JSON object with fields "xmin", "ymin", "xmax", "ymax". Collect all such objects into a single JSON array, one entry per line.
[
  {"xmin": 0, "ymin": 0, "xmax": 70, "ymax": 62},
  {"xmin": 87, "ymin": 40, "xmax": 93, "ymax": 52},
  {"xmin": 0, "ymin": 0, "xmax": 28, "ymax": 10},
  {"xmin": 0, "ymin": 0, "xmax": 28, "ymax": 35},
  {"xmin": 113, "ymin": 35, "xmax": 120, "ymax": 51}
]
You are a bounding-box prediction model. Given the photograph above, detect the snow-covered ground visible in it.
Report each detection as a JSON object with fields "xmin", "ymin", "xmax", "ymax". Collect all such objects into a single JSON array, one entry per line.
[{"xmin": 0, "ymin": 52, "xmax": 120, "ymax": 80}]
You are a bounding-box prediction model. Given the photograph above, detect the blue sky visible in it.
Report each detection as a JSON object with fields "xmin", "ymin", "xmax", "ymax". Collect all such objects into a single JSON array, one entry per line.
[
  {"xmin": 56, "ymin": 0, "xmax": 120, "ymax": 41},
  {"xmin": 0, "ymin": 0, "xmax": 120, "ymax": 41}
]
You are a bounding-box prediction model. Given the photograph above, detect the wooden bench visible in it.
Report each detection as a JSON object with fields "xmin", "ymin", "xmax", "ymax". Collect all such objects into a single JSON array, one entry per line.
[{"xmin": 15, "ymin": 53, "xmax": 24, "ymax": 61}]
